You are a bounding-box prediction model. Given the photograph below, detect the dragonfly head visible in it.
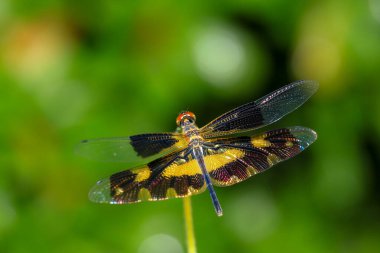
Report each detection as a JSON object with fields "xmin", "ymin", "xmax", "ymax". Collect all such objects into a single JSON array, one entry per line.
[{"xmin": 176, "ymin": 111, "xmax": 196, "ymax": 127}]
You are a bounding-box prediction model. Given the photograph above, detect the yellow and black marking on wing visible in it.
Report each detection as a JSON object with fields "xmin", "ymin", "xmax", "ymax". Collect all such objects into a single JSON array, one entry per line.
[
  {"xmin": 76, "ymin": 133, "xmax": 187, "ymax": 165},
  {"xmin": 88, "ymin": 127, "xmax": 317, "ymax": 203},
  {"xmin": 204, "ymin": 126, "xmax": 317, "ymax": 186},
  {"xmin": 89, "ymin": 149, "xmax": 207, "ymax": 204},
  {"xmin": 130, "ymin": 133, "xmax": 187, "ymax": 158}
]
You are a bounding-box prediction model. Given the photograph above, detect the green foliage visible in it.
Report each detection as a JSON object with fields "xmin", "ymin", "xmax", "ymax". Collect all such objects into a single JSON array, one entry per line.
[{"xmin": 1, "ymin": 0, "xmax": 380, "ymax": 252}]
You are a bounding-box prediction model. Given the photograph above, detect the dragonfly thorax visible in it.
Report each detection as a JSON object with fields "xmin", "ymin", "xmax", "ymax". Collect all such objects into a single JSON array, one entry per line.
[{"xmin": 181, "ymin": 121, "xmax": 202, "ymax": 142}]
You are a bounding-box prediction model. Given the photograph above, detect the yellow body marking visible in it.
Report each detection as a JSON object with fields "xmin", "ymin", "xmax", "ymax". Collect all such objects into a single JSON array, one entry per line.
[
  {"xmin": 251, "ymin": 138, "xmax": 271, "ymax": 148},
  {"xmin": 285, "ymin": 141, "xmax": 294, "ymax": 147},
  {"xmin": 267, "ymin": 153, "xmax": 279, "ymax": 165},
  {"xmin": 138, "ymin": 188, "xmax": 152, "ymax": 201},
  {"xmin": 166, "ymin": 188, "xmax": 178, "ymax": 198},
  {"xmin": 162, "ymin": 149, "xmax": 245, "ymax": 177},
  {"xmin": 114, "ymin": 187, "xmax": 124, "ymax": 195},
  {"xmin": 133, "ymin": 168, "xmax": 151, "ymax": 182}
]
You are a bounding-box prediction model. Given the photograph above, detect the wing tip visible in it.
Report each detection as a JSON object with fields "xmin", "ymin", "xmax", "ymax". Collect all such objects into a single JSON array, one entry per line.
[
  {"xmin": 299, "ymin": 80, "xmax": 319, "ymax": 94},
  {"xmin": 74, "ymin": 139, "xmax": 91, "ymax": 155},
  {"xmin": 88, "ymin": 178, "xmax": 112, "ymax": 203},
  {"xmin": 289, "ymin": 126, "xmax": 318, "ymax": 147}
]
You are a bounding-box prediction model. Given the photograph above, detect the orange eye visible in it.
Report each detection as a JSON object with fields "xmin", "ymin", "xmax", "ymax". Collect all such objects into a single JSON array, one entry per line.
[{"xmin": 176, "ymin": 111, "xmax": 196, "ymax": 126}]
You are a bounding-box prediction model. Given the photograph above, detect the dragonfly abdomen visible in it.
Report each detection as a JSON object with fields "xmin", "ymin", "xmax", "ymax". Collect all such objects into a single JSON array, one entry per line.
[{"xmin": 192, "ymin": 146, "xmax": 223, "ymax": 216}]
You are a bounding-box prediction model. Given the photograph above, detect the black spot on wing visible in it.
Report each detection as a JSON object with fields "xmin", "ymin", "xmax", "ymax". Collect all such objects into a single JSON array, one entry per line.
[
  {"xmin": 108, "ymin": 149, "xmax": 205, "ymax": 202},
  {"xmin": 262, "ymin": 128, "xmax": 307, "ymax": 160},
  {"xmin": 145, "ymin": 152, "xmax": 204, "ymax": 199},
  {"xmin": 148, "ymin": 174, "xmax": 205, "ymax": 199},
  {"xmin": 130, "ymin": 133, "xmax": 179, "ymax": 158},
  {"xmin": 210, "ymin": 161, "xmax": 251, "ymax": 183},
  {"xmin": 209, "ymin": 147, "xmax": 272, "ymax": 186},
  {"xmin": 210, "ymin": 104, "xmax": 264, "ymax": 132},
  {"xmin": 110, "ymin": 170, "xmax": 137, "ymax": 197}
]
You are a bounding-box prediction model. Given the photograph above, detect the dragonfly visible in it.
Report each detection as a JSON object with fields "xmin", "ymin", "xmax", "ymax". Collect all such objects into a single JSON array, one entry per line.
[{"xmin": 77, "ymin": 80, "xmax": 318, "ymax": 216}]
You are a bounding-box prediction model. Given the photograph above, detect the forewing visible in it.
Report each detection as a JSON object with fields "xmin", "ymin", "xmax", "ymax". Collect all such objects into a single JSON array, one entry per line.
[
  {"xmin": 76, "ymin": 133, "xmax": 187, "ymax": 165},
  {"xmin": 203, "ymin": 127, "xmax": 317, "ymax": 186},
  {"xmin": 89, "ymin": 148, "xmax": 206, "ymax": 204},
  {"xmin": 200, "ymin": 80, "xmax": 318, "ymax": 138}
]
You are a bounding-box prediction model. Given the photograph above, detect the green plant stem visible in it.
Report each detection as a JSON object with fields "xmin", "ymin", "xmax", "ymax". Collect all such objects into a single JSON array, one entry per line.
[{"xmin": 183, "ymin": 197, "xmax": 197, "ymax": 253}]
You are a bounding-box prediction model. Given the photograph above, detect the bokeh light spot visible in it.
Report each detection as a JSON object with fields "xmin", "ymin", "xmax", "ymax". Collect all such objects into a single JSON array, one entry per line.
[
  {"xmin": 1, "ymin": 19, "xmax": 73, "ymax": 83},
  {"xmin": 38, "ymin": 81, "xmax": 92, "ymax": 128},
  {"xmin": 0, "ymin": 191, "xmax": 16, "ymax": 234},
  {"xmin": 314, "ymin": 154, "xmax": 366, "ymax": 213},
  {"xmin": 192, "ymin": 23, "xmax": 247, "ymax": 87},
  {"xmin": 225, "ymin": 189, "xmax": 279, "ymax": 243},
  {"xmin": 0, "ymin": 0, "xmax": 9, "ymax": 23},
  {"xmin": 291, "ymin": 4, "xmax": 350, "ymax": 94},
  {"xmin": 292, "ymin": 36, "xmax": 341, "ymax": 85},
  {"xmin": 138, "ymin": 234, "xmax": 183, "ymax": 253},
  {"xmin": 369, "ymin": 0, "xmax": 380, "ymax": 23}
]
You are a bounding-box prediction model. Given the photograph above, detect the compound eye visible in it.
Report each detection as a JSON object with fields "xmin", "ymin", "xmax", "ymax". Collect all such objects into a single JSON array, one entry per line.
[{"xmin": 176, "ymin": 111, "xmax": 196, "ymax": 126}]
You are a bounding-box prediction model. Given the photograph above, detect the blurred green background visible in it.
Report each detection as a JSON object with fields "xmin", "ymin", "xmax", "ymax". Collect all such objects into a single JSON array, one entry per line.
[{"xmin": 1, "ymin": 0, "xmax": 380, "ymax": 252}]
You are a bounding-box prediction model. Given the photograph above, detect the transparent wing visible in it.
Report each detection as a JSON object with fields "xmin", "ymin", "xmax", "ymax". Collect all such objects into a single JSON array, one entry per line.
[
  {"xmin": 200, "ymin": 80, "xmax": 318, "ymax": 138},
  {"xmin": 76, "ymin": 132, "xmax": 187, "ymax": 165},
  {"xmin": 203, "ymin": 127, "xmax": 317, "ymax": 186}
]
